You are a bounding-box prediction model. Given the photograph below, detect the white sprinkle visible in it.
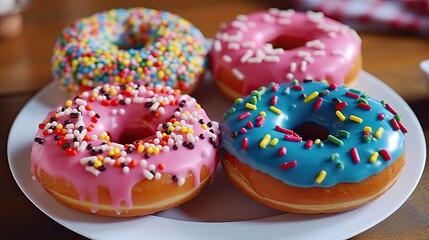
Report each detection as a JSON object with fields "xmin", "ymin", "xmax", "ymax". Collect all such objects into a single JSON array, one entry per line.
[
  {"xmin": 278, "ymin": 18, "xmax": 291, "ymax": 25},
  {"xmin": 88, "ymin": 111, "xmax": 96, "ymax": 117},
  {"xmin": 306, "ymin": 39, "xmax": 325, "ymax": 49},
  {"xmin": 227, "ymin": 42, "xmax": 240, "ymax": 50},
  {"xmin": 187, "ymin": 133, "xmax": 195, "ymax": 142},
  {"xmin": 111, "ymin": 109, "xmax": 117, "ymax": 115},
  {"xmin": 231, "ymin": 20, "xmax": 248, "ymax": 31},
  {"xmin": 143, "ymin": 169, "xmax": 154, "ymax": 180},
  {"xmin": 77, "ymin": 141, "xmax": 88, "ymax": 152},
  {"xmin": 313, "ymin": 50, "xmax": 326, "ymax": 56},
  {"xmin": 75, "ymin": 98, "xmax": 87, "ymax": 106},
  {"xmin": 222, "ymin": 55, "xmax": 232, "ymax": 63},
  {"xmin": 306, "ymin": 10, "xmax": 324, "ymax": 23},
  {"xmin": 148, "ymin": 164, "xmax": 156, "ymax": 171},
  {"xmin": 232, "ymin": 68, "xmax": 244, "ymax": 80},
  {"xmin": 297, "ymin": 50, "xmax": 311, "ymax": 58},
  {"xmin": 247, "ymin": 57, "xmax": 263, "ymax": 63},
  {"xmin": 80, "ymin": 156, "xmax": 97, "ymax": 165},
  {"xmin": 236, "ymin": 15, "xmax": 247, "ymax": 21},
  {"xmin": 140, "ymin": 160, "xmax": 147, "ymax": 167},
  {"xmin": 263, "ymin": 13, "xmax": 275, "ymax": 23},
  {"xmin": 133, "ymin": 97, "xmax": 144, "ymax": 103},
  {"xmin": 264, "ymin": 55, "xmax": 280, "ymax": 62},
  {"xmin": 91, "ymin": 134, "xmax": 98, "ymax": 141},
  {"xmin": 279, "ymin": 9, "xmax": 295, "ymax": 17},
  {"xmin": 202, "ymin": 150, "xmax": 210, "ymax": 157},
  {"xmin": 118, "ymin": 109, "xmax": 125, "ymax": 115},
  {"xmin": 331, "ymin": 49, "xmax": 345, "ymax": 56},
  {"xmin": 286, "ymin": 72, "xmax": 294, "ymax": 80},
  {"xmin": 301, "ymin": 60, "xmax": 308, "ymax": 72},
  {"xmin": 85, "ymin": 166, "xmax": 100, "ymax": 176},
  {"xmin": 268, "ymin": 8, "xmax": 280, "ymax": 15},
  {"xmin": 65, "ymin": 133, "xmax": 74, "ymax": 140},
  {"xmin": 115, "ymin": 209, "xmax": 122, "ymax": 216},
  {"xmin": 241, "ymin": 41, "xmax": 256, "ymax": 48},
  {"xmin": 122, "ymin": 166, "xmax": 130, "ymax": 174},
  {"xmin": 240, "ymin": 49, "xmax": 254, "ymax": 63},
  {"xmin": 154, "ymin": 172, "xmax": 162, "ymax": 180},
  {"xmin": 290, "ymin": 62, "xmax": 297, "ymax": 72},
  {"xmin": 177, "ymin": 177, "xmax": 186, "ymax": 186}
]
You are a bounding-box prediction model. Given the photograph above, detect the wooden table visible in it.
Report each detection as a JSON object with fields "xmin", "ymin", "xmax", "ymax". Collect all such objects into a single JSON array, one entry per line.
[{"xmin": 1, "ymin": 1, "xmax": 428, "ymax": 239}]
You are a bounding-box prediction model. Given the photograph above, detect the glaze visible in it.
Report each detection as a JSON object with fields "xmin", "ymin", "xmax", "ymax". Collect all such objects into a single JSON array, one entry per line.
[
  {"xmin": 221, "ymin": 80, "xmax": 406, "ymax": 188},
  {"xmin": 31, "ymin": 83, "xmax": 219, "ymax": 213},
  {"xmin": 51, "ymin": 8, "xmax": 208, "ymax": 94},
  {"xmin": 210, "ymin": 9, "xmax": 361, "ymax": 96}
]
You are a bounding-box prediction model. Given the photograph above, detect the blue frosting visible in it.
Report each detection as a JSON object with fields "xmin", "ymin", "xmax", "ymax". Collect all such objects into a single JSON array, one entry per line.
[{"xmin": 220, "ymin": 81, "xmax": 406, "ymax": 188}]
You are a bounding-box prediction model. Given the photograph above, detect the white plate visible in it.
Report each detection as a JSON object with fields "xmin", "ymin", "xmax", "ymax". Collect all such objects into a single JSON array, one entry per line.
[{"xmin": 8, "ymin": 71, "xmax": 426, "ymax": 240}]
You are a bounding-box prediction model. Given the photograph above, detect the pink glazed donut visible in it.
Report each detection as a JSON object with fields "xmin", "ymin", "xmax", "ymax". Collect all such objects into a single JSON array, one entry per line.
[
  {"xmin": 210, "ymin": 9, "xmax": 362, "ymax": 100},
  {"xmin": 31, "ymin": 83, "xmax": 219, "ymax": 217}
]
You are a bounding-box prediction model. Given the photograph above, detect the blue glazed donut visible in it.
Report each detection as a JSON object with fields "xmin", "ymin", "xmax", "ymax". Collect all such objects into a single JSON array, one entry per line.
[{"xmin": 220, "ymin": 80, "xmax": 407, "ymax": 213}]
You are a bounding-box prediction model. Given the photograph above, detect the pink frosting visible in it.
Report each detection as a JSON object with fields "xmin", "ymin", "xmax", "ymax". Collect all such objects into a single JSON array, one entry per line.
[
  {"xmin": 210, "ymin": 9, "xmax": 361, "ymax": 95},
  {"xmin": 31, "ymin": 83, "xmax": 219, "ymax": 215}
]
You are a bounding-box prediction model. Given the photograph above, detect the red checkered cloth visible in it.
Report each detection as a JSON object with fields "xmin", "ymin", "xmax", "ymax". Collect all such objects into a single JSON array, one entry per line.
[{"xmin": 290, "ymin": 0, "xmax": 429, "ymax": 37}]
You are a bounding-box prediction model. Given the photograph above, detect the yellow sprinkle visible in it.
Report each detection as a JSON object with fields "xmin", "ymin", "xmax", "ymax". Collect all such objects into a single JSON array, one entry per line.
[
  {"xmin": 153, "ymin": 147, "xmax": 160, "ymax": 155},
  {"xmin": 315, "ymin": 170, "xmax": 327, "ymax": 184},
  {"xmin": 364, "ymin": 126, "xmax": 372, "ymax": 132},
  {"xmin": 108, "ymin": 150, "xmax": 114, "ymax": 156},
  {"xmin": 269, "ymin": 106, "xmax": 281, "ymax": 115},
  {"xmin": 201, "ymin": 124, "xmax": 208, "ymax": 130},
  {"xmin": 181, "ymin": 126, "xmax": 188, "ymax": 133},
  {"xmin": 184, "ymin": 110, "xmax": 190, "ymax": 116},
  {"xmin": 196, "ymin": 104, "xmax": 201, "ymax": 110},
  {"xmin": 335, "ymin": 111, "xmax": 346, "ymax": 122},
  {"xmin": 65, "ymin": 100, "xmax": 73, "ymax": 107},
  {"xmin": 168, "ymin": 126, "xmax": 175, "ymax": 132},
  {"xmin": 304, "ymin": 91, "xmax": 319, "ymax": 103},
  {"xmin": 259, "ymin": 111, "xmax": 266, "ymax": 117},
  {"xmin": 269, "ymin": 138, "xmax": 279, "ymax": 146},
  {"xmin": 93, "ymin": 160, "xmax": 102, "ymax": 168},
  {"xmin": 173, "ymin": 121, "xmax": 180, "ymax": 126},
  {"xmin": 97, "ymin": 155, "xmax": 103, "ymax": 161},
  {"xmin": 349, "ymin": 115, "xmax": 363, "ymax": 123},
  {"xmin": 56, "ymin": 124, "xmax": 63, "ymax": 129},
  {"xmin": 137, "ymin": 145, "xmax": 145, "ymax": 153},
  {"xmin": 146, "ymin": 147, "xmax": 154, "ymax": 154},
  {"xmin": 370, "ymin": 151, "xmax": 379, "ymax": 163},
  {"xmin": 187, "ymin": 128, "xmax": 194, "ymax": 134},
  {"xmin": 245, "ymin": 103, "xmax": 257, "ymax": 110},
  {"xmin": 259, "ymin": 134, "xmax": 271, "ymax": 148},
  {"xmin": 314, "ymin": 139, "xmax": 321, "ymax": 144},
  {"xmin": 374, "ymin": 127, "xmax": 384, "ymax": 139}
]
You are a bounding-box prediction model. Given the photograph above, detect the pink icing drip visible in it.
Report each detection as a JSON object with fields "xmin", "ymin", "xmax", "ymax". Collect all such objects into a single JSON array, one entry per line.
[
  {"xmin": 210, "ymin": 9, "xmax": 361, "ymax": 95},
  {"xmin": 31, "ymin": 84, "xmax": 219, "ymax": 210}
]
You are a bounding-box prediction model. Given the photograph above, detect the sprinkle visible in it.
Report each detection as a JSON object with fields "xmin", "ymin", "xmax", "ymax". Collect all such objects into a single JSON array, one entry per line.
[
  {"xmin": 238, "ymin": 111, "xmax": 251, "ymax": 121},
  {"xmin": 304, "ymin": 91, "xmax": 319, "ymax": 103},
  {"xmin": 394, "ymin": 114, "xmax": 402, "ymax": 121},
  {"xmin": 279, "ymin": 160, "xmax": 297, "ymax": 170},
  {"xmin": 378, "ymin": 112, "xmax": 385, "ymax": 120},
  {"xmin": 380, "ymin": 149, "xmax": 391, "ymax": 161},
  {"xmin": 397, "ymin": 121, "xmax": 408, "ymax": 133},
  {"xmin": 270, "ymin": 138, "xmax": 279, "ymax": 146},
  {"xmin": 363, "ymin": 134, "xmax": 373, "ymax": 143},
  {"xmin": 275, "ymin": 125, "xmax": 293, "ymax": 134},
  {"xmin": 364, "ymin": 126, "xmax": 372, "ymax": 133},
  {"xmin": 335, "ymin": 110, "xmax": 346, "ymax": 122},
  {"xmin": 245, "ymin": 103, "xmax": 257, "ymax": 110},
  {"xmin": 247, "ymin": 121, "xmax": 254, "ymax": 129},
  {"xmin": 259, "ymin": 111, "xmax": 266, "ymax": 117},
  {"xmin": 305, "ymin": 140, "xmax": 313, "ymax": 149},
  {"xmin": 240, "ymin": 127, "xmax": 247, "ymax": 134},
  {"xmin": 278, "ymin": 146, "xmax": 287, "ymax": 156},
  {"xmin": 345, "ymin": 91, "xmax": 360, "ymax": 99},
  {"xmin": 390, "ymin": 118, "xmax": 400, "ymax": 130},
  {"xmin": 292, "ymin": 85, "xmax": 303, "ymax": 91},
  {"xmin": 259, "ymin": 134, "xmax": 271, "ymax": 148},
  {"xmin": 350, "ymin": 147, "xmax": 360, "ymax": 163},
  {"xmin": 315, "ymin": 170, "xmax": 327, "ymax": 184},
  {"xmin": 385, "ymin": 103, "xmax": 398, "ymax": 115},
  {"xmin": 370, "ymin": 151, "xmax": 379, "ymax": 163},
  {"xmin": 256, "ymin": 116, "xmax": 265, "ymax": 127},
  {"xmin": 314, "ymin": 139, "xmax": 321, "ymax": 144},
  {"xmin": 374, "ymin": 127, "xmax": 384, "ymax": 139},
  {"xmin": 270, "ymin": 95, "xmax": 278, "ymax": 105},
  {"xmin": 329, "ymin": 153, "xmax": 340, "ymax": 161},
  {"xmin": 242, "ymin": 137, "xmax": 248, "ymax": 150},
  {"xmin": 284, "ymin": 135, "xmax": 302, "ymax": 142},
  {"xmin": 269, "ymin": 106, "xmax": 282, "ymax": 114},
  {"xmin": 349, "ymin": 115, "xmax": 363, "ymax": 123},
  {"xmin": 232, "ymin": 68, "xmax": 244, "ymax": 80},
  {"xmin": 338, "ymin": 130, "xmax": 350, "ymax": 138},
  {"xmin": 313, "ymin": 97, "xmax": 323, "ymax": 110},
  {"xmin": 358, "ymin": 102, "xmax": 372, "ymax": 110},
  {"xmin": 329, "ymin": 83, "xmax": 337, "ymax": 90},
  {"xmin": 327, "ymin": 134, "xmax": 344, "ymax": 146},
  {"xmin": 335, "ymin": 101, "xmax": 347, "ymax": 110}
]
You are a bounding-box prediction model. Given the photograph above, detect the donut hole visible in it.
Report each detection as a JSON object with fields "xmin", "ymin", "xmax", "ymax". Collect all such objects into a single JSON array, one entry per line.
[
  {"xmin": 117, "ymin": 126, "xmax": 155, "ymax": 144},
  {"xmin": 292, "ymin": 122, "xmax": 329, "ymax": 142},
  {"xmin": 268, "ymin": 35, "xmax": 308, "ymax": 50}
]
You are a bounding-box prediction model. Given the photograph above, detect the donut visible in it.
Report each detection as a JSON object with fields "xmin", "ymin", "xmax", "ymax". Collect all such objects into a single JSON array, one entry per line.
[
  {"xmin": 210, "ymin": 9, "xmax": 362, "ymax": 100},
  {"xmin": 31, "ymin": 83, "xmax": 219, "ymax": 217},
  {"xmin": 51, "ymin": 8, "xmax": 208, "ymax": 95},
  {"xmin": 220, "ymin": 80, "xmax": 407, "ymax": 213}
]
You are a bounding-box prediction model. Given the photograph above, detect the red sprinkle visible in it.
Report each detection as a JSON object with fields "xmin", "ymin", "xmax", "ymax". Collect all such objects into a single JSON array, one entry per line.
[
  {"xmin": 278, "ymin": 146, "xmax": 287, "ymax": 156},
  {"xmin": 42, "ymin": 130, "xmax": 49, "ymax": 136},
  {"xmin": 238, "ymin": 111, "xmax": 251, "ymax": 121},
  {"xmin": 246, "ymin": 121, "xmax": 254, "ymax": 129},
  {"xmin": 380, "ymin": 149, "xmax": 391, "ymax": 161},
  {"xmin": 305, "ymin": 140, "xmax": 313, "ymax": 149},
  {"xmin": 358, "ymin": 102, "xmax": 372, "ymax": 110},
  {"xmin": 271, "ymin": 83, "xmax": 279, "ymax": 92},
  {"xmin": 275, "ymin": 125, "xmax": 294, "ymax": 135},
  {"xmin": 292, "ymin": 85, "xmax": 303, "ymax": 91},
  {"xmin": 397, "ymin": 121, "xmax": 408, "ymax": 133},
  {"xmin": 279, "ymin": 160, "xmax": 297, "ymax": 170},
  {"xmin": 378, "ymin": 112, "xmax": 385, "ymax": 120},
  {"xmin": 65, "ymin": 148, "xmax": 77, "ymax": 156},
  {"xmin": 329, "ymin": 82, "xmax": 337, "ymax": 90},
  {"xmin": 390, "ymin": 118, "xmax": 400, "ymax": 130},
  {"xmin": 284, "ymin": 135, "xmax": 302, "ymax": 142},
  {"xmin": 256, "ymin": 116, "xmax": 265, "ymax": 127},
  {"xmin": 335, "ymin": 101, "xmax": 348, "ymax": 111},
  {"xmin": 38, "ymin": 123, "xmax": 45, "ymax": 129},
  {"xmin": 385, "ymin": 103, "xmax": 398, "ymax": 115},
  {"xmin": 313, "ymin": 97, "xmax": 323, "ymax": 110},
  {"xmin": 350, "ymin": 147, "xmax": 360, "ymax": 163},
  {"xmin": 240, "ymin": 127, "xmax": 247, "ymax": 134},
  {"xmin": 346, "ymin": 91, "xmax": 360, "ymax": 99},
  {"xmin": 242, "ymin": 137, "xmax": 248, "ymax": 150},
  {"xmin": 270, "ymin": 95, "xmax": 278, "ymax": 106},
  {"xmin": 91, "ymin": 116, "xmax": 98, "ymax": 123},
  {"xmin": 101, "ymin": 100, "xmax": 110, "ymax": 106}
]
